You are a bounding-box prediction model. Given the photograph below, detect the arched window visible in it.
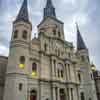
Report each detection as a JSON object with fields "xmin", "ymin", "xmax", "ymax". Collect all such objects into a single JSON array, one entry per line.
[
  {"xmin": 80, "ymin": 92, "xmax": 85, "ymax": 100},
  {"xmin": 59, "ymin": 89, "xmax": 66, "ymax": 100},
  {"xmin": 19, "ymin": 56, "xmax": 25, "ymax": 69},
  {"xmin": 53, "ymin": 29, "xmax": 56, "ymax": 35},
  {"xmin": 14, "ymin": 30, "xmax": 18, "ymax": 39},
  {"xmin": 22, "ymin": 30, "xmax": 27, "ymax": 40},
  {"xmin": 58, "ymin": 63, "xmax": 64, "ymax": 78},
  {"xmin": 44, "ymin": 43, "xmax": 47, "ymax": 51},
  {"xmin": 19, "ymin": 83, "xmax": 23, "ymax": 91},
  {"xmin": 81, "ymin": 56, "xmax": 85, "ymax": 61},
  {"xmin": 20, "ymin": 56, "xmax": 25, "ymax": 64},
  {"xmin": 61, "ymin": 70, "xmax": 64, "ymax": 78},
  {"xmin": 89, "ymin": 98, "xmax": 91, "ymax": 100},
  {"xmin": 32, "ymin": 63, "xmax": 37, "ymax": 71},
  {"xmin": 53, "ymin": 60, "xmax": 56, "ymax": 76},
  {"xmin": 78, "ymin": 73, "xmax": 81, "ymax": 82},
  {"xmin": 68, "ymin": 53, "xmax": 71, "ymax": 58},
  {"xmin": 30, "ymin": 90, "xmax": 37, "ymax": 100},
  {"xmin": 58, "ymin": 69, "xmax": 60, "ymax": 78},
  {"xmin": 58, "ymin": 31, "xmax": 61, "ymax": 37},
  {"xmin": 31, "ymin": 63, "xmax": 37, "ymax": 76}
]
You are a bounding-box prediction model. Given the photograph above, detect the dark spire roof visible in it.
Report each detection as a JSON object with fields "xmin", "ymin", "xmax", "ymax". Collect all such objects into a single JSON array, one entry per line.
[
  {"xmin": 14, "ymin": 0, "xmax": 30, "ymax": 23},
  {"xmin": 76, "ymin": 23, "xmax": 87, "ymax": 50},
  {"xmin": 44, "ymin": 0, "xmax": 56, "ymax": 18}
]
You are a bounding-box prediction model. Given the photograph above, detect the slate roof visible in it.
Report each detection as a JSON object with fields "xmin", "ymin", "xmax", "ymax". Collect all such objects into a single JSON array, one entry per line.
[
  {"xmin": 44, "ymin": 0, "xmax": 56, "ymax": 18},
  {"xmin": 14, "ymin": 0, "xmax": 30, "ymax": 23},
  {"xmin": 76, "ymin": 23, "xmax": 87, "ymax": 50}
]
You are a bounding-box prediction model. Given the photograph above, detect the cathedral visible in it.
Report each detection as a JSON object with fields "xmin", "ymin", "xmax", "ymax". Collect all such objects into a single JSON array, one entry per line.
[{"xmin": 0, "ymin": 0, "xmax": 98, "ymax": 100}]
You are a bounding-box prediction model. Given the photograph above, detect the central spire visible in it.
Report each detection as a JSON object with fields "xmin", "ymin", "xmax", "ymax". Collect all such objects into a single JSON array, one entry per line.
[{"xmin": 44, "ymin": 0, "xmax": 56, "ymax": 18}]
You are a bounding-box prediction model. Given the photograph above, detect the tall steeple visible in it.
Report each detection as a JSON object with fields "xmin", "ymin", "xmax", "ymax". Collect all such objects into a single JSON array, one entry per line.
[
  {"xmin": 44, "ymin": 0, "xmax": 56, "ymax": 18},
  {"xmin": 76, "ymin": 23, "xmax": 87, "ymax": 50},
  {"xmin": 14, "ymin": 0, "xmax": 30, "ymax": 23}
]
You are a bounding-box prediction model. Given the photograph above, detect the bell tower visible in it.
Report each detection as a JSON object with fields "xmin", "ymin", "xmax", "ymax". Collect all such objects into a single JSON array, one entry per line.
[
  {"xmin": 76, "ymin": 23, "xmax": 97, "ymax": 100},
  {"xmin": 8, "ymin": 0, "xmax": 32, "ymax": 74},
  {"xmin": 3, "ymin": 0, "xmax": 32, "ymax": 100}
]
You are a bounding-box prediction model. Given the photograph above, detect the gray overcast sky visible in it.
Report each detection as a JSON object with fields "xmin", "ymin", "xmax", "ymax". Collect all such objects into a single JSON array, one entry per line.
[{"xmin": 0, "ymin": 0, "xmax": 100, "ymax": 69}]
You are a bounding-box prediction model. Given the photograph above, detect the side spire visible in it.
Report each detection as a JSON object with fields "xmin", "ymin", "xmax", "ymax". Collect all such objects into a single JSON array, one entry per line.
[
  {"xmin": 44, "ymin": 0, "xmax": 56, "ymax": 18},
  {"xmin": 14, "ymin": 0, "xmax": 30, "ymax": 23},
  {"xmin": 76, "ymin": 23, "xmax": 87, "ymax": 50}
]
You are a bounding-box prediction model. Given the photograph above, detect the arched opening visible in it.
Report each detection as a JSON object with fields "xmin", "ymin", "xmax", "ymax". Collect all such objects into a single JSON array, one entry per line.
[
  {"xmin": 19, "ymin": 56, "xmax": 25, "ymax": 69},
  {"xmin": 44, "ymin": 43, "xmax": 47, "ymax": 51},
  {"xmin": 57, "ymin": 63, "xmax": 64, "ymax": 78},
  {"xmin": 78, "ymin": 73, "xmax": 81, "ymax": 82},
  {"xmin": 19, "ymin": 83, "xmax": 23, "ymax": 91},
  {"xmin": 30, "ymin": 90, "xmax": 37, "ymax": 100},
  {"xmin": 32, "ymin": 63, "xmax": 37, "ymax": 71},
  {"xmin": 53, "ymin": 29, "xmax": 56, "ymax": 35},
  {"xmin": 14, "ymin": 30, "xmax": 18, "ymax": 39},
  {"xmin": 31, "ymin": 63, "xmax": 37, "ymax": 76},
  {"xmin": 20, "ymin": 56, "xmax": 25, "ymax": 64},
  {"xmin": 59, "ymin": 89, "xmax": 66, "ymax": 100},
  {"xmin": 80, "ymin": 92, "xmax": 85, "ymax": 100},
  {"xmin": 22, "ymin": 30, "xmax": 27, "ymax": 40},
  {"xmin": 58, "ymin": 31, "xmax": 61, "ymax": 37}
]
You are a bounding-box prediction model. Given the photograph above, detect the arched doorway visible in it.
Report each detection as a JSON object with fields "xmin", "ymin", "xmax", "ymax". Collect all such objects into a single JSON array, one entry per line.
[
  {"xmin": 30, "ymin": 90, "xmax": 37, "ymax": 100},
  {"xmin": 59, "ymin": 89, "xmax": 66, "ymax": 100}
]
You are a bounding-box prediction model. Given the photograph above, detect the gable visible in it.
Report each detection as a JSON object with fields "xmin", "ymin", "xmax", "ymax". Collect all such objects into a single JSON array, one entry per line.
[{"xmin": 37, "ymin": 17, "xmax": 64, "ymax": 28}]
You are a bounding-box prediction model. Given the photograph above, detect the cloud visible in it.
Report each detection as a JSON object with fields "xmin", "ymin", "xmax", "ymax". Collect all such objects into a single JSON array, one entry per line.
[
  {"xmin": 0, "ymin": 0, "xmax": 100, "ymax": 69},
  {"xmin": 0, "ymin": 44, "xmax": 9, "ymax": 56}
]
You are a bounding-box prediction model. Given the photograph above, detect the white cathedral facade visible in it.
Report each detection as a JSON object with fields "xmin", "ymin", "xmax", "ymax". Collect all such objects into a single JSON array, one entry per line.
[{"xmin": 0, "ymin": 0, "xmax": 98, "ymax": 100}]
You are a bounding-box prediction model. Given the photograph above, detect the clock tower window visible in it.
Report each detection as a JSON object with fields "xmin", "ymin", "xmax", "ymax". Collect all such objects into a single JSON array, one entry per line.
[
  {"xmin": 44, "ymin": 43, "xmax": 47, "ymax": 51},
  {"xmin": 22, "ymin": 30, "xmax": 27, "ymax": 40},
  {"xmin": 58, "ymin": 31, "xmax": 61, "ymax": 37},
  {"xmin": 14, "ymin": 30, "xmax": 18, "ymax": 39},
  {"xmin": 53, "ymin": 29, "xmax": 56, "ymax": 36}
]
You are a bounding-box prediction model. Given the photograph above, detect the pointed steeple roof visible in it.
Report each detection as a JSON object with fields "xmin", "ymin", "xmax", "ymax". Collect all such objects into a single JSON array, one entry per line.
[
  {"xmin": 14, "ymin": 0, "xmax": 30, "ymax": 23},
  {"xmin": 76, "ymin": 23, "xmax": 87, "ymax": 50},
  {"xmin": 44, "ymin": 0, "xmax": 56, "ymax": 18}
]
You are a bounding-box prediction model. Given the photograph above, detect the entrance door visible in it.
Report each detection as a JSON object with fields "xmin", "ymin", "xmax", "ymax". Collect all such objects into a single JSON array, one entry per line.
[{"xmin": 30, "ymin": 90, "xmax": 37, "ymax": 100}]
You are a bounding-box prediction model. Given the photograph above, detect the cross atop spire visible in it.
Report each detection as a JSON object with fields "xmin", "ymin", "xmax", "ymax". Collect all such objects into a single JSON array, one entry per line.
[
  {"xmin": 14, "ymin": 0, "xmax": 30, "ymax": 23},
  {"xmin": 76, "ymin": 23, "xmax": 87, "ymax": 50},
  {"xmin": 44, "ymin": 0, "xmax": 56, "ymax": 18}
]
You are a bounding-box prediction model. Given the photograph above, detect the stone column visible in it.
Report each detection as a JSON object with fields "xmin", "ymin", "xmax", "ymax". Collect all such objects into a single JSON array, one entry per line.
[
  {"xmin": 57, "ymin": 87, "xmax": 60, "ymax": 100},
  {"xmin": 27, "ymin": 89, "xmax": 30, "ymax": 100},
  {"xmin": 52, "ymin": 87, "xmax": 56, "ymax": 100},
  {"xmin": 68, "ymin": 88, "xmax": 71, "ymax": 100}
]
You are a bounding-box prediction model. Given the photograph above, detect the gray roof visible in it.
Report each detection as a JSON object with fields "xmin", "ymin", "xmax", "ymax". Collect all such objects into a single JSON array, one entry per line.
[
  {"xmin": 14, "ymin": 0, "xmax": 30, "ymax": 23},
  {"xmin": 77, "ymin": 24, "xmax": 87, "ymax": 50},
  {"xmin": 44, "ymin": 0, "xmax": 56, "ymax": 18}
]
